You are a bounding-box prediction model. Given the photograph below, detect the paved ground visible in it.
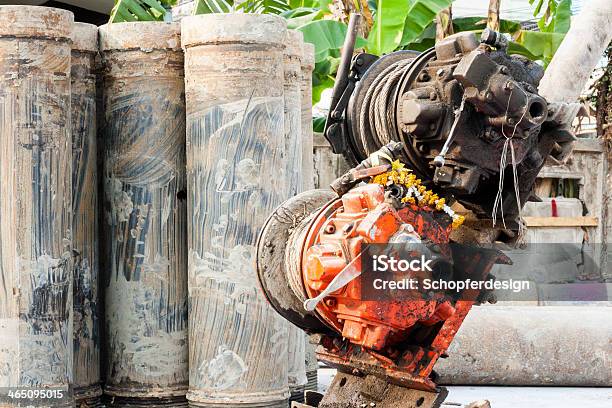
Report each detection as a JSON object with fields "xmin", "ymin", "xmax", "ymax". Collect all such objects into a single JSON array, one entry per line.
[{"xmin": 318, "ymin": 368, "xmax": 612, "ymax": 408}]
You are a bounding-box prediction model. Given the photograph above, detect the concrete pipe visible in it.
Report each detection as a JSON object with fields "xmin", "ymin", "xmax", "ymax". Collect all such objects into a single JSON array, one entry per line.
[
  {"xmin": 284, "ymin": 30, "xmax": 304, "ymax": 196},
  {"xmin": 99, "ymin": 22, "xmax": 188, "ymax": 407},
  {"xmin": 436, "ymin": 306, "xmax": 612, "ymax": 386},
  {"xmin": 300, "ymin": 42, "xmax": 315, "ymax": 192},
  {"xmin": 304, "ymin": 337, "xmax": 319, "ymax": 393},
  {"xmin": 181, "ymin": 13, "xmax": 290, "ymax": 408},
  {"xmin": 0, "ymin": 5, "xmax": 74, "ymax": 407},
  {"xmin": 285, "ymin": 28, "xmax": 308, "ymax": 406},
  {"xmin": 71, "ymin": 22, "xmax": 102, "ymax": 408},
  {"xmin": 288, "ymin": 326, "xmax": 307, "ymax": 404}
]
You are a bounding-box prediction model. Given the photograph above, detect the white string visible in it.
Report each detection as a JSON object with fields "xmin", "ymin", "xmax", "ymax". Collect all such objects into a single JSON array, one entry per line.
[{"xmin": 492, "ymin": 89, "xmax": 527, "ymax": 235}]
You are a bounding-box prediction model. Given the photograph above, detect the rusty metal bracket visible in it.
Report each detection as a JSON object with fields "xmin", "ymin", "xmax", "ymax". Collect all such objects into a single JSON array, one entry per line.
[{"xmin": 292, "ymin": 372, "xmax": 448, "ymax": 408}]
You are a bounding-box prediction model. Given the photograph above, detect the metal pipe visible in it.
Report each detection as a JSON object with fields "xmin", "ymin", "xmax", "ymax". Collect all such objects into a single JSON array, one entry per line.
[
  {"xmin": 181, "ymin": 13, "xmax": 290, "ymax": 408},
  {"xmin": 328, "ymin": 13, "xmax": 362, "ymax": 114},
  {"xmin": 0, "ymin": 6, "xmax": 74, "ymax": 407},
  {"xmin": 301, "ymin": 42, "xmax": 316, "ymax": 191},
  {"xmin": 71, "ymin": 22, "xmax": 102, "ymax": 408},
  {"xmin": 99, "ymin": 22, "xmax": 189, "ymax": 407}
]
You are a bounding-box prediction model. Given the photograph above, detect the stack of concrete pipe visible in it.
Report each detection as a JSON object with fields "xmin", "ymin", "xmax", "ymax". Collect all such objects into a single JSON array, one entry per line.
[
  {"xmin": 0, "ymin": 5, "xmax": 315, "ymax": 407},
  {"xmin": 1, "ymin": 5, "xmax": 611, "ymax": 408}
]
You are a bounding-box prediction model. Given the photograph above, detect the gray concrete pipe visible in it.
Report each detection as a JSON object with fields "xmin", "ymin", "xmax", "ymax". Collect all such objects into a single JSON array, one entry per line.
[
  {"xmin": 436, "ymin": 306, "xmax": 612, "ymax": 386},
  {"xmin": 0, "ymin": 6, "xmax": 74, "ymax": 406},
  {"xmin": 285, "ymin": 28, "xmax": 308, "ymax": 406},
  {"xmin": 71, "ymin": 21, "xmax": 102, "ymax": 408},
  {"xmin": 181, "ymin": 13, "xmax": 291, "ymax": 408},
  {"xmin": 300, "ymin": 42, "xmax": 316, "ymax": 192},
  {"xmin": 284, "ymin": 30, "xmax": 304, "ymax": 197},
  {"xmin": 99, "ymin": 21, "xmax": 189, "ymax": 407}
]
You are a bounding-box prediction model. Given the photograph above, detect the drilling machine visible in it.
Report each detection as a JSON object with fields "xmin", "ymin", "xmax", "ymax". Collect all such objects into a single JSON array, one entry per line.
[{"xmin": 256, "ymin": 14, "xmax": 576, "ymax": 408}]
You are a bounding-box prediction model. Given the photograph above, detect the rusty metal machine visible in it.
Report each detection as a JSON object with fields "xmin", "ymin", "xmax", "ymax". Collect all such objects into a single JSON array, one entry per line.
[{"xmin": 256, "ymin": 15, "xmax": 575, "ymax": 408}]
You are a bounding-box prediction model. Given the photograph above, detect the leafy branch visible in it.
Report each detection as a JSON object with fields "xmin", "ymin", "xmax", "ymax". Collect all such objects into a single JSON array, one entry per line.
[{"xmin": 109, "ymin": 0, "xmax": 177, "ymax": 22}]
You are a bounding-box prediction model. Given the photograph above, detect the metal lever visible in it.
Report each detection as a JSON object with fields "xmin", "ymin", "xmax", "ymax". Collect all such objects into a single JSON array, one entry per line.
[
  {"xmin": 303, "ymin": 253, "xmax": 362, "ymax": 312},
  {"xmin": 323, "ymin": 13, "xmax": 363, "ymax": 154},
  {"xmin": 433, "ymin": 98, "xmax": 467, "ymax": 168}
]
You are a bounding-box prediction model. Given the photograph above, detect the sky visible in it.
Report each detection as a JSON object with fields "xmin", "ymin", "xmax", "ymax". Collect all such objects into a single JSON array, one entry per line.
[{"xmin": 452, "ymin": 0, "xmax": 584, "ymax": 21}]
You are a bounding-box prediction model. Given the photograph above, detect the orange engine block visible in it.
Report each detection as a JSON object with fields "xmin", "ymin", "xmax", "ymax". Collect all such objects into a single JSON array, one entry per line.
[{"xmin": 257, "ymin": 169, "xmax": 506, "ymax": 392}]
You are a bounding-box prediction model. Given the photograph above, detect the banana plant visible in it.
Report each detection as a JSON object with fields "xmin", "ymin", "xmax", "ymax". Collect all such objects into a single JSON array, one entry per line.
[
  {"xmin": 508, "ymin": 0, "xmax": 571, "ymax": 66},
  {"xmin": 109, "ymin": 0, "xmax": 178, "ymax": 22},
  {"xmin": 194, "ymin": 0, "xmax": 235, "ymax": 13},
  {"xmin": 237, "ymin": 0, "xmax": 292, "ymax": 14}
]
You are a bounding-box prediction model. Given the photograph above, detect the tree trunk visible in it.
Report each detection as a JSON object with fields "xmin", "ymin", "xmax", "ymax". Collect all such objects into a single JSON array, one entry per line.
[
  {"xmin": 436, "ymin": 6, "xmax": 454, "ymax": 41},
  {"xmin": 596, "ymin": 43, "xmax": 611, "ymax": 280},
  {"xmin": 596, "ymin": 44, "xmax": 611, "ymax": 155},
  {"xmin": 539, "ymin": 0, "xmax": 612, "ymax": 103},
  {"xmin": 487, "ymin": 0, "xmax": 500, "ymax": 31},
  {"xmin": 330, "ymin": 0, "xmax": 374, "ymax": 38}
]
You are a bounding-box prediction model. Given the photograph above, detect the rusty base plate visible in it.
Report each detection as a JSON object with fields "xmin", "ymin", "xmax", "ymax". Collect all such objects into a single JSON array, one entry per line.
[{"xmin": 293, "ymin": 372, "xmax": 448, "ymax": 408}]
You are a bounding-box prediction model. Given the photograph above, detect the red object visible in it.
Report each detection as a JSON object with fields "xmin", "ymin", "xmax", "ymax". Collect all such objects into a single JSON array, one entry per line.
[
  {"xmin": 299, "ymin": 183, "xmax": 503, "ymax": 391},
  {"xmin": 551, "ymin": 198, "xmax": 558, "ymax": 217}
]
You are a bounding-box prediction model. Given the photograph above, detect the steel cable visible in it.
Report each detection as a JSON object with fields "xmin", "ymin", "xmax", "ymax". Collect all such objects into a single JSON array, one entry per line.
[{"xmin": 357, "ymin": 59, "xmax": 412, "ymax": 156}]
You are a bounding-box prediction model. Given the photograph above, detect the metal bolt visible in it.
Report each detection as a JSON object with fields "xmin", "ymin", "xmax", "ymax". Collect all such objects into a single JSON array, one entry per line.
[
  {"xmin": 481, "ymin": 28, "xmax": 495, "ymax": 45},
  {"xmin": 325, "ymin": 298, "xmax": 336, "ymax": 307},
  {"xmin": 324, "ymin": 223, "xmax": 336, "ymax": 233},
  {"xmin": 500, "ymin": 66, "xmax": 509, "ymax": 74}
]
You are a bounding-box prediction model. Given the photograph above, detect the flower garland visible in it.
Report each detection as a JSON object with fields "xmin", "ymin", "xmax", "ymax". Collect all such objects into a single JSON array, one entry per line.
[{"xmin": 370, "ymin": 160, "xmax": 465, "ymax": 229}]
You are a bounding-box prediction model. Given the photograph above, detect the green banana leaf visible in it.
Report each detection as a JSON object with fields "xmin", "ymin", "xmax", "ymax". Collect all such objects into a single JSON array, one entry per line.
[
  {"xmin": 282, "ymin": 7, "xmax": 324, "ymax": 29},
  {"xmin": 298, "ymin": 19, "xmax": 367, "ymax": 63},
  {"xmin": 452, "ymin": 16, "xmax": 522, "ymax": 35},
  {"xmin": 288, "ymin": 0, "xmax": 320, "ymax": 7},
  {"xmin": 312, "ymin": 116, "xmax": 326, "ymax": 132},
  {"xmin": 109, "ymin": 0, "xmax": 174, "ymax": 22},
  {"xmin": 539, "ymin": 0, "xmax": 571, "ymax": 33},
  {"xmin": 509, "ymin": 30, "xmax": 566, "ymax": 66},
  {"xmin": 193, "ymin": 0, "xmax": 234, "ymax": 13},
  {"xmin": 367, "ymin": 0, "xmax": 413, "ymax": 55},
  {"xmin": 237, "ymin": 0, "xmax": 292, "ymax": 14},
  {"xmin": 397, "ymin": 0, "xmax": 454, "ymax": 50}
]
